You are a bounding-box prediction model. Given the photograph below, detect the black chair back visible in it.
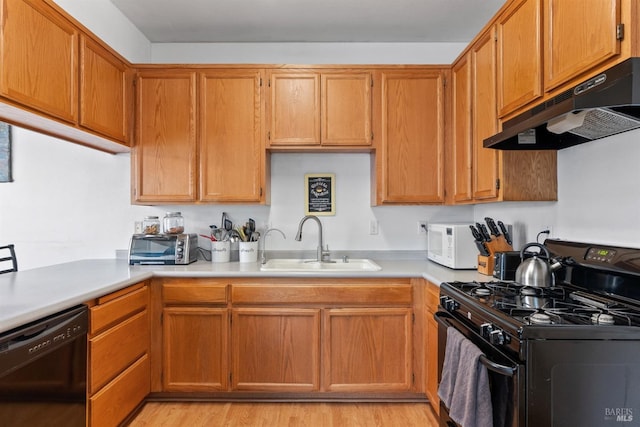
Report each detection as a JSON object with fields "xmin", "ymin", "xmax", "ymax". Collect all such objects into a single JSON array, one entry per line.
[{"xmin": 0, "ymin": 244, "xmax": 18, "ymax": 274}]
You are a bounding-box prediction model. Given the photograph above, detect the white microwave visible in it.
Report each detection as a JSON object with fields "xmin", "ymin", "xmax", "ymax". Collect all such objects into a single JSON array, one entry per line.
[{"xmin": 427, "ymin": 223, "xmax": 477, "ymax": 269}]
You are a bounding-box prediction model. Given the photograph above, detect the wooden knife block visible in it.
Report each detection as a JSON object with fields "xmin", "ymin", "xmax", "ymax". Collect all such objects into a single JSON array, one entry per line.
[
  {"xmin": 477, "ymin": 237, "xmax": 513, "ymax": 275},
  {"xmin": 477, "ymin": 254, "xmax": 495, "ymax": 276}
]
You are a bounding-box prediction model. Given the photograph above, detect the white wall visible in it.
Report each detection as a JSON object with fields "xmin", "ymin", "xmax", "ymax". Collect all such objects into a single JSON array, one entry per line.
[
  {"xmin": 0, "ymin": 132, "xmax": 474, "ymax": 270},
  {"xmin": 0, "ymin": 129, "xmax": 135, "ymax": 268},
  {"xmin": 474, "ymin": 129, "xmax": 640, "ymax": 249},
  {"xmin": 52, "ymin": 0, "xmax": 151, "ymax": 62}
]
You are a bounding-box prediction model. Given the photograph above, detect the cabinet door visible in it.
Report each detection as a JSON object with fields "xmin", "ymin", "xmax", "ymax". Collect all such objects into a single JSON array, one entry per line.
[
  {"xmin": 80, "ymin": 36, "xmax": 131, "ymax": 144},
  {"xmin": 163, "ymin": 307, "xmax": 228, "ymax": 391},
  {"xmin": 544, "ymin": 0, "xmax": 621, "ymax": 91},
  {"xmin": 323, "ymin": 308, "xmax": 412, "ymax": 392},
  {"xmin": 472, "ymin": 29, "xmax": 500, "ymax": 201},
  {"xmin": 0, "ymin": 0, "xmax": 78, "ymax": 122},
  {"xmin": 134, "ymin": 71, "xmax": 197, "ymax": 203},
  {"xmin": 424, "ymin": 282, "xmax": 440, "ymax": 413},
  {"xmin": 321, "ymin": 72, "xmax": 372, "ymax": 146},
  {"xmin": 269, "ymin": 72, "xmax": 320, "ymax": 146},
  {"xmin": 451, "ymin": 55, "xmax": 473, "ymax": 203},
  {"xmin": 231, "ymin": 308, "xmax": 320, "ymax": 392},
  {"xmin": 378, "ymin": 70, "xmax": 445, "ymax": 204},
  {"xmin": 199, "ymin": 70, "xmax": 264, "ymax": 202},
  {"xmin": 497, "ymin": 0, "xmax": 543, "ymax": 117}
]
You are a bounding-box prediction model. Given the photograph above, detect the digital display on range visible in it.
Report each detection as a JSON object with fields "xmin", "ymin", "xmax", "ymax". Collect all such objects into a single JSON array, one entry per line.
[{"xmin": 586, "ymin": 247, "xmax": 616, "ymax": 262}]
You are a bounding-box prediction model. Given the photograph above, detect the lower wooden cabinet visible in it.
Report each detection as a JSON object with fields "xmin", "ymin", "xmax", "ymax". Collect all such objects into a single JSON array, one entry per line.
[
  {"xmin": 323, "ymin": 308, "xmax": 412, "ymax": 392},
  {"xmin": 163, "ymin": 307, "xmax": 228, "ymax": 391},
  {"xmin": 154, "ymin": 278, "xmax": 421, "ymax": 397},
  {"xmin": 87, "ymin": 282, "xmax": 150, "ymax": 427},
  {"xmin": 231, "ymin": 308, "xmax": 320, "ymax": 391}
]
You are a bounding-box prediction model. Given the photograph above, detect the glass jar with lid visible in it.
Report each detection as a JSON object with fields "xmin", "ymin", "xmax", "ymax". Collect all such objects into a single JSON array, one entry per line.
[
  {"xmin": 142, "ymin": 216, "xmax": 161, "ymax": 235},
  {"xmin": 163, "ymin": 212, "xmax": 185, "ymax": 234}
]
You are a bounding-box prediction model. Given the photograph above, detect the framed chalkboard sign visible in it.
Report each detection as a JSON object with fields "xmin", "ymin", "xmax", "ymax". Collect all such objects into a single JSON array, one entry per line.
[{"xmin": 305, "ymin": 173, "xmax": 335, "ymax": 216}]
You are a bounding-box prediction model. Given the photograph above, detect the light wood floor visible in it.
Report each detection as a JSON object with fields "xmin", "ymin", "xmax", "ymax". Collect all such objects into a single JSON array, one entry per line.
[{"xmin": 128, "ymin": 402, "xmax": 440, "ymax": 427}]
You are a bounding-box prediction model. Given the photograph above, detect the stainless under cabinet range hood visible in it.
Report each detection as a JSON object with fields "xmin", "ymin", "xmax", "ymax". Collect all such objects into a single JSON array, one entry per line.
[{"xmin": 485, "ymin": 58, "xmax": 640, "ymax": 150}]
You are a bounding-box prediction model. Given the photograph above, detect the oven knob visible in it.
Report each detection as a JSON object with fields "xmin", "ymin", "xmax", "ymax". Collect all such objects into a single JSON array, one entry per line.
[
  {"xmin": 440, "ymin": 296, "xmax": 459, "ymax": 312},
  {"xmin": 489, "ymin": 329, "xmax": 506, "ymax": 345},
  {"xmin": 480, "ymin": 323, "xmax": 493, "ymax": 339}
]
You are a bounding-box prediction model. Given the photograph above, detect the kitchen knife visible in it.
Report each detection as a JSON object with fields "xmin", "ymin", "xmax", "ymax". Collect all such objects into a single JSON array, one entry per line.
[
  {"xmin": 498, "ymin": 220, "xmax": 512, "ymax": 246},
  {"xmin": 469, "ymin": 225, "xmax": 490, "ymax": 256},
  {"xmin": 484, "ymin": 217, "xmax": 501, "ymax": 238},
  {"xmin": 476, "ymin": 222, "xmax": 492, "ymax": 242}
]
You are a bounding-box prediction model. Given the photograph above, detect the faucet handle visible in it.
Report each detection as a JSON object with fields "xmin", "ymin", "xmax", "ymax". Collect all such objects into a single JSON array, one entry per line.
[{"xmin": 321, "ymin": 245, "xmax": 331, "ymax": 262}]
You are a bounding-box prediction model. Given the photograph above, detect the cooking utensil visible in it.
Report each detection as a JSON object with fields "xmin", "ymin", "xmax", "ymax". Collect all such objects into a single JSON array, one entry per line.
[
  {"xmin": 515, "ymin": 243, "xmax": 562, "ymax": 288},
  {"xmin": 497, "ymin": 220, "xmax": 512, "ymax": 246},
  {"xmin": 222, "ymin": 212, "xmax": 233, "ymax": 232},
  {"xmin": 484, "ymin": 217, "xmax": 513, "ymax": 251},
  {"xmin": 469, "ymin": 225, "xmax": 490, "ymax": 256},
  {"xmin": 477, "ymin": 223, "xmax": 493, "ymax": 244}
]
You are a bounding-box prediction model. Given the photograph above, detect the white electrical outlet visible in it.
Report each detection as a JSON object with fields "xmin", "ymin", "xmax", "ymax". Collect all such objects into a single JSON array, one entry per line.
[
  {"xmin": 369, "ymin": 220, "xmax": 379, "ymax": 235},
  {"xmin": 417, "ymin": 221, "xmax": 428, "ymax": 235}
]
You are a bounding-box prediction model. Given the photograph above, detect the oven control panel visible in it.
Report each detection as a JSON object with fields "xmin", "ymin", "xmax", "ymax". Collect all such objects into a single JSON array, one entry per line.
[{"xmin": 586, "ymin": 247, "xmax": 617, "ymax": 263}]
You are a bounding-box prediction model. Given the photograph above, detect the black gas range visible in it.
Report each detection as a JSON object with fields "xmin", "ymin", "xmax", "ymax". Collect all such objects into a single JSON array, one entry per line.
[{"xmin": 436, "ymin": 239, "xmax": 640, "ymax": 427}]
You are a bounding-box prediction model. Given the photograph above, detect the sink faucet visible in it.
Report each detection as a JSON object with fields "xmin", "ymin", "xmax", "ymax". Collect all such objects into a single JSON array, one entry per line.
[
  {"xmin": 260, "ymin": 228, "xmax": 286, "ymax": 264},
  {"xmin": 295, "ymin": 215, "xmax": 331, "ymax": 262}
]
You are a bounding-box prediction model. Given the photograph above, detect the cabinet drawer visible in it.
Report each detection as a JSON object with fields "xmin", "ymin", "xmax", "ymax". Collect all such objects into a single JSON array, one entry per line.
[
  {"xmin": 89, "ymin": 354, "xmax": 150, "ymax": 427},
  {"xmin": 232, "ymin": 283, "xmax": 412, "ymax": 306},
  {"xmin": 90, "ymin": 284, "xmax": 148, "ymax": 335},
  {"xmin": 163, "ymin": 281, "xmax": 227, "ymax": 305},
  {"xmin": 89, "ymin": 310, "xmax": 148, "ymax": 394}
]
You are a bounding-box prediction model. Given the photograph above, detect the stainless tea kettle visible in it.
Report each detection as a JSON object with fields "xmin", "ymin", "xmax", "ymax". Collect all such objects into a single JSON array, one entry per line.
[{"xmin": 515, "ymin": 243, "xmax": 562, "ymax": 288}]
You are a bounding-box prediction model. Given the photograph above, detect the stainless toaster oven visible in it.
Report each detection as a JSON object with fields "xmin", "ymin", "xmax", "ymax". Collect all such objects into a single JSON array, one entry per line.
[{"xmin": 128, "ymin": 233, "xmax": 198, "ymax": 265}]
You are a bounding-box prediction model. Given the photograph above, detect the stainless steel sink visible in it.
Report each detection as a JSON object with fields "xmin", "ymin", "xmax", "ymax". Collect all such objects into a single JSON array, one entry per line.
[{"xmin": 260, "ymin": 258, "xmax": 382, "ymax": 272}]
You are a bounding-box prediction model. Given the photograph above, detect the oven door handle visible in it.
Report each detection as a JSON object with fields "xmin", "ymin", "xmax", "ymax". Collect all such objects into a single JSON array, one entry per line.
[{"xmin": 434, "ymin": 311, "xmax": 517, "ymax": 377}]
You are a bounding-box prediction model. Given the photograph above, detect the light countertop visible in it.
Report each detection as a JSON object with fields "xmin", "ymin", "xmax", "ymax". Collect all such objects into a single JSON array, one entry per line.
[{"xmin": 0, "ymin": 257, "xmax": 489, "ymax": 334}]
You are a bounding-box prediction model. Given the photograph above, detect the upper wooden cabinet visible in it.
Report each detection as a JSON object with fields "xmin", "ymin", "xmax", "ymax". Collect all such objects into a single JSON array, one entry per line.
[
  {"xmin": 133, "ymin": 68, "xmax": 266, "ymax": 205},
  {"xmin": 448, "ymin": 26, "xmax": 558, "ymax": 204},
  {"xmin": 493, "ymin": 0, "xmax": 639, "ymax": 119},
  {"xmin": 471, "ymin": 30, "xmax": 500, "ymax": 201},
  {"xmin": 267, "ymin": 70, "xmax": 372, "ymax": 148},
  {"xmin": 80, "ymin": 35, "xmax": 132, "ymax": 144},
  {"xmin": 0, "ymin": 0, "xmax": 78, "ymax": 123},
  {"xmin": 134, "ymin": 70, "xmax": 198, "ymax": 203},
  {"xmin": 496, "ymin": 0, "xmax": 543, "ymax": 117},
  {"xmin": 199, "ymin": 70, "xmax": 265, "ymax": 203},
  {"xmin": 268, "ymin": 72, "xmax": 320, "ymax": 145},
  {"xmin": 544, "ymin": 0, "xmax": 621, "ymax": 92},
  {"xmin": 321, "ymin": 73, "xmax": 372, "ymax": 146},
  {"xmin": 0, "ymin": 0, "xmax": 132, "ymax": 151},
  {"xmin": 450, "ymin": 54, "xmax": 473, "ymax": 204},
  {"xmin": 374, "ymin": 69, "xmax": 446, "ymax": 205}
]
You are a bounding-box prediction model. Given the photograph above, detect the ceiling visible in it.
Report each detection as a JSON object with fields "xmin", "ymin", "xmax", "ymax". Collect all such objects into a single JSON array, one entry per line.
[{"xmin": 109, "ymin": 0, "xmax": 506, "ymax": 43}]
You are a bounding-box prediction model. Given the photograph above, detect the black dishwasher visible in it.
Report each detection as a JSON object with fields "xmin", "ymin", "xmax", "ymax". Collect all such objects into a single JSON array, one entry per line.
[{"xmin": 0, "ymin": 305, "xmax": 88, "ymax": 426}]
